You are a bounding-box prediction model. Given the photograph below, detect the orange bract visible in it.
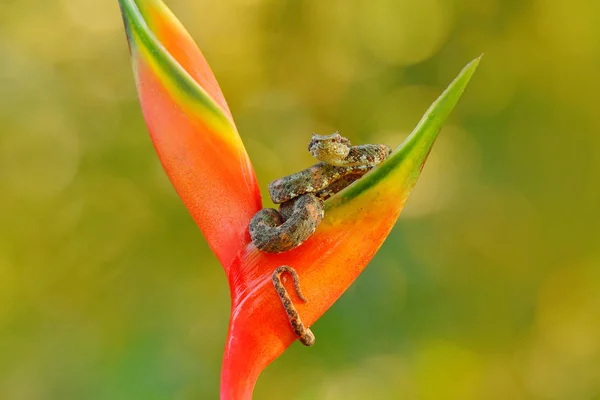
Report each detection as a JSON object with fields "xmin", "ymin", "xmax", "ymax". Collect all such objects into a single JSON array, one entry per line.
[
  {"xmin": 120, "ymin": 0, "xmax": 260, "ymax": 268},
  {"xmin": 118, "ymin": 1, "xmax": 480, "ymax": 399}
]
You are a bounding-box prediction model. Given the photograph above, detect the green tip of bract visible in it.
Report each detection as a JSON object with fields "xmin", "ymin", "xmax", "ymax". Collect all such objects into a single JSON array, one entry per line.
[{"xmin": 327, "ymin": 56, "xmax": 481, "ymax": 212}]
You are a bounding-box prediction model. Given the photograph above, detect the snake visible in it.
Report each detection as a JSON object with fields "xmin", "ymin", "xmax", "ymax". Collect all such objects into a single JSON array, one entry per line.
[
  {"xmin": 249, "ymin": 132, "xmax": 391, "ymax": 345},
  {"xmin": 249, "ymin": 132, "xmax": 391, "ymax": 253}
]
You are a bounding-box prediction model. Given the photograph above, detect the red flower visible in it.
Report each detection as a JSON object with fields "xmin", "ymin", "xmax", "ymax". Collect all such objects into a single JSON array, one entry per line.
[{"xmin": 118, "ymin": 1, "xmax": 480, "ymax": 398}]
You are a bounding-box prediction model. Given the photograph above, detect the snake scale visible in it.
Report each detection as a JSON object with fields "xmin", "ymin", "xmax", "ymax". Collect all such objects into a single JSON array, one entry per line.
[
  {"xmin": 272, "ymin": 265, "xmax": 315, "ymax": 346},
  {"xmin": 249, "ymin": 132, "xmax": 391, "ymax": 345}
]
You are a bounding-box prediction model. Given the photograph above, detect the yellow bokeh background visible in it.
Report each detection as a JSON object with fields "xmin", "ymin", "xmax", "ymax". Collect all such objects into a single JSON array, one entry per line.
[{"xmin": 1, "ymin": 0, "xmax": 599, "ymax": 399}]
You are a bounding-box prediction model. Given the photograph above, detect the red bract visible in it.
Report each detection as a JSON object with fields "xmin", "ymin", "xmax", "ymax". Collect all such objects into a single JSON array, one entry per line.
[{"xmin": 118, "ymin": 1, "xmax": 480, "ymax": 398}]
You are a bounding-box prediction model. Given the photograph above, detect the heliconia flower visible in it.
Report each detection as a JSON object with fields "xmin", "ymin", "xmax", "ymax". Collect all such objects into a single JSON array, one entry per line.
[{"xmin": 118, "ymin": 0, "xmax": 480, "ymax": 398}]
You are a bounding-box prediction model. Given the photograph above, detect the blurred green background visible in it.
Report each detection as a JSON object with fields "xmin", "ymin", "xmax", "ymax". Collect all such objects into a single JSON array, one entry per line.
[{"xmin": 1, "ymin": 0, "xmax": 599, "ymax": 399}]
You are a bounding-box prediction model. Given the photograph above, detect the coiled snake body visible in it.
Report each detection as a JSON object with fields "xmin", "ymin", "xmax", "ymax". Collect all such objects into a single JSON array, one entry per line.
[
  {"xmin": 250, "ymin": 133, "xmax": 391, "ymax": 253},
  {"xmin": 249, "ymin": 132, "xmax": 391, "ymax": 345}
]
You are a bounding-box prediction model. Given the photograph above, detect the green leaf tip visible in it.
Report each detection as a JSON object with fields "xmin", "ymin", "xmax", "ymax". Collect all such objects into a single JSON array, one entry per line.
[{"xmin": 328, "ymin": 56, "xmax": 481, "ymax": 208}]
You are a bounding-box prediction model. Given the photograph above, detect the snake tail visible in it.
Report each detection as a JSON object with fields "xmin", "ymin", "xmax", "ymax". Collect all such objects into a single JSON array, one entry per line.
[{"xmin": 272, "ymin": 265, "xmax": 315, "ymax": 346}]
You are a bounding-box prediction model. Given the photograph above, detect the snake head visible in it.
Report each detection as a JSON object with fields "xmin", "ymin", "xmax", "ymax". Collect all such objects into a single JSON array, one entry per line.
[
  {"xmin": 118, "ymin": 1, "xmax": 480, "ymax": 399},
  {"xmin": 308, "ymin": 131, "xmax": 352, "ymax": 162}
]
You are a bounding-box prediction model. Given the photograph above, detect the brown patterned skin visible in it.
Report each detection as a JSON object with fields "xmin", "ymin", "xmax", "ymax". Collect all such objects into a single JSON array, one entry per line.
[
  {"xmin": 268, "ymin": 133, "xmax": 391, "ymax": 205},
  {"xmin": 315, "ymin": 172, "xmax": 366, "ymax": 201},
  {"xmin": 267, "ymin": 162, "xmax": 371, "ymax": 204},
  {"xmin": 309, "ymin": 132, "xmax": 391, "ymax": 167},
  {"xmin": 272, "ymin": 266, "xmax": 315, "ymax": 346},
  {"xmin": 249, "ymin": 194, "xmax": 324, "ymax": 253},
  {"xmin": 250, "ymin": 133, "xmax": 390, "ymax": 253},
  {"xmin": 250, "ymin": 133, "xmax": 390, "ymax": 345}
]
